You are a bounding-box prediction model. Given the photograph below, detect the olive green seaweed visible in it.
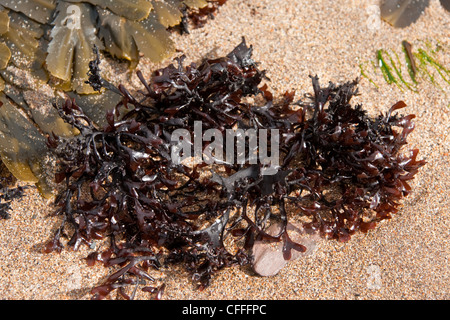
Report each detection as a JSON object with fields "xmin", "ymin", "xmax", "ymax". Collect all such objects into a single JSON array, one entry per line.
[
  {"xmin": 0, "ymin": 0, "xmax": 221, "ymax": 196},
  {"xmin": 0, "ymin": 0, "xmax": 212, "ymax": 94},
  {"xmin": 0, "ymin": 94, "xmax": 52, "ymax": 197}
]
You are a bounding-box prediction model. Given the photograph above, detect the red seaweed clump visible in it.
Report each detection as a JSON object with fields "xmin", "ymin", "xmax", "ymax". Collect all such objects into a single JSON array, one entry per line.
[{"xmin": 45, "ymin": 38, "xmax": 425, "ymax": 299}]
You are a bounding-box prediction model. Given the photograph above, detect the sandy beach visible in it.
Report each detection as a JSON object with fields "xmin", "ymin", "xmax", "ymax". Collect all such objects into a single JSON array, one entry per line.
[{"xmin": 0, "ymin": 0, "xmax": 449, "ymax": 300}]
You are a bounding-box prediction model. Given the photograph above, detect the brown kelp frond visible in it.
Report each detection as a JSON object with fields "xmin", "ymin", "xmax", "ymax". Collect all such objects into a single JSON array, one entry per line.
[
  {"xmin": 379, "ymin": 0, "xmax": 450, "ymax": 28},
  {"xmin": 46, "ymin": 2, "xmax": 104, "ymax": 94},
  {"xmin": 1, "ymin": 0, "xmax": 56, "ymax": 24},
  {"xmin": 0, "ymin": 0, "xmax": 225, "ymax": 94},
  {"xmin": 65, "ymin": 0, "xmax": 153, "ymax": 21},
  {"xmin": 46, "ymin": 39, "xmax": 425, "ymax": 299},
  {"xmin": 0, "ymin": 94, "xmax": 52, "ymax": 197},
  {"xmin": 0, "ymin": 9, "xmax": 10, "ymax": 72},
  {"xmin": 1, "ymin": 10, "xmax": 45, "ymax": 72},
  {"xmin": 152, "ymin": 0, "xmax": 184, "ymax": 27},
  {"xmin": 441, "ymin": 0, "xmax": 450, "ymax": 12},
  {"xmin": 380, "ymin": 0, "xmax": 429, "ymax": 28},
  {"xmin": 97, "ymin": 8, "xmax": 174, "ymax": 68}
]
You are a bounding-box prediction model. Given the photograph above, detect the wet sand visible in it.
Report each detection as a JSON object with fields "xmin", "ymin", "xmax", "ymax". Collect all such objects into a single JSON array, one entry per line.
[{"xmin": 0, "ymin": 0, "xmax": 449, "ymax": 300}]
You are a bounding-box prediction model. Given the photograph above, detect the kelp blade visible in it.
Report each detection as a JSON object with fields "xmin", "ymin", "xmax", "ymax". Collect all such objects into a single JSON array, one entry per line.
[
  {"xmin": 380, "ymin": 0, "xmax": 430, "ymax": 28},
  {"xmin": 0, "ymin": 94, "xmax": 52, "ymax": 197}
]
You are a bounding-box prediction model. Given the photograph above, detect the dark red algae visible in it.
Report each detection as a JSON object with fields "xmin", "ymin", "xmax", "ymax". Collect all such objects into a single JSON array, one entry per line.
[{"xmin": 45, "ymin": 38, "xmax": 425, "ymax": 299}]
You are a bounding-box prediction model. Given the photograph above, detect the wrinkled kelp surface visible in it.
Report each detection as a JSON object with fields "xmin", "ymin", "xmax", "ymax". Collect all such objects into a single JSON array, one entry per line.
[
  {"xmin": 0, "ymin": 0, "xmax": 226, "ymax": 195},
  {"xmin": 45, "ymin": 39, "xmax": 425, "ymax": 299}
]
